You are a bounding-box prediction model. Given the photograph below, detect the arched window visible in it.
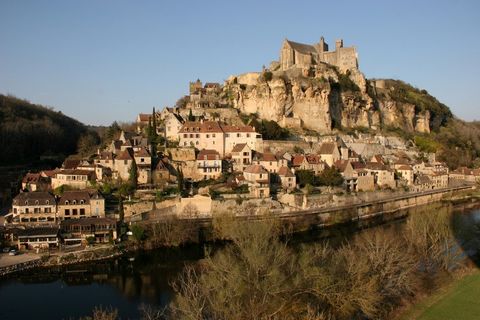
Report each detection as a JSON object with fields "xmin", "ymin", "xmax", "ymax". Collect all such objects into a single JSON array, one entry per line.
[
  {"xmin": 65, "ymin": 200, "xmax": 69, "ymax": 205},
  {"xmin": 46, "ymin": 200, "xmax": 49, "ymax": 205},
  {"xmin": 35, "ymin": 200, "xmax": 39, "ymax": 205},
  {"xmin": 80, "ymin": 200, "xmax": 84, "ymax": 204},
  {"xmin": 25, "ymin": 200, "xmax": 28, "ymax": 205},
  {"xmin": 72, "ymin": 200, "xmax": 77, "ymax": 205}
]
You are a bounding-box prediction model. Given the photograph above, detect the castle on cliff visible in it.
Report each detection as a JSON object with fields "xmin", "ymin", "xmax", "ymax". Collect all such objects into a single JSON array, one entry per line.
[{"xmin": 280, "ymin": 37, "xmax": 358, "ymax": 72}]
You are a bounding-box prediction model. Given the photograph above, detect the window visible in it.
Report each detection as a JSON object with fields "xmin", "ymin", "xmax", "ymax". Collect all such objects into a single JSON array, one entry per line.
[
  {"xmin": 35, "ymin": 200, "xmax": 39, "ymax": 205},
  {"xmin": 80, "ymin": 208, "xmax": 85, "ymax": 215},
  {"xmin": 206, "ymin": 134, "xmax": 210, "ymax": 138},
  {"xmin": 25, "ymin": 208, "xmax": 29, "ymax": 214},
  {"xmin": 212, "ymin": 134, "xmax": 216, "ymax": 138},
  {"xmin": 247, "ymin": 133, "xmax": 250, "ymax": 137},
  {"xmin": 72, "ymin": 200, "xmax": 77, "ymax": 205},
  {"xmin": 184, "ymin": 134, "xmax": 187, "ymax": 138},
  {"xmin": 124, "ymin": 160, "xmax": 127, "ymax": 165},
  {"xmin": 237, "ymin": 133, "xmax": 240, "ymax": 137},
  {"xmin": 46, "ymin": 200, "xmax": 49, "ymax": 205},
  {"xmin": 13, "ymin": 208, "xmax": 17, "ymax": 214},
  {"xmin": 195, "ymin": 134, "xmax": 200, "ymax": 138},
  {"xmin": 45, "ymin": 208, "xmax": 51, "ymax": 213},
  {"xmin": 65, "ymin": 209, "xmax": 70, "ymax": 216},
  {"xmin": 34, "ymin": 208, "xmax": 40, "ymax": 213},
  {"xmin": 73, "ymin": 209, "xmax": 78, "ymax": 215},
  {"xmin": 80, "ymin": 200, "xmax": 84, "ymax": 204}
]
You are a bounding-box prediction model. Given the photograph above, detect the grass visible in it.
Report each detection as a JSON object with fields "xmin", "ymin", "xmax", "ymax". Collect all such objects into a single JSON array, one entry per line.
[{"xmin": 400, "ymin": 269, "xmax": 480, "ymax": 320}]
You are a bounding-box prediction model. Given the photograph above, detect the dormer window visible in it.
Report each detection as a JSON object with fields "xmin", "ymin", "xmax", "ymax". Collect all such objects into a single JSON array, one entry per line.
[
  {"xmin": 80, "ymin": 200, "xmax": 85, "ymax": 204},
  {"xmin": 65, "ymin": 200, "xmax": 69, "ymax": 205},
  {"xmin": 25, "ymin": 200, "xmax": 28, "ymax": 205},
  {"xmin": 72, "ymin": 200, "xmax": 77, "ymax": 205},
  {"xmin": 35, "ymin": 200, "xmax": 39, "ymax": 205},
  {"xmin": 46, "ymin": 200, "xmax": 49, "ymax": 205}
]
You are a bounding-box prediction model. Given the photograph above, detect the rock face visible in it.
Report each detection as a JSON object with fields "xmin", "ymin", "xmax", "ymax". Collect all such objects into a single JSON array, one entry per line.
[{"xmin": 224, "ymin": 64, "xmax": 433, "ymax": 134}]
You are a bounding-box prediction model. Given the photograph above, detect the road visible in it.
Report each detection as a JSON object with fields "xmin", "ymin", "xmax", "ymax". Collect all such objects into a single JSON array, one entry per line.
[{"xmin": 0, "ymin": 252, "xmax": 41, "ymax": 268}]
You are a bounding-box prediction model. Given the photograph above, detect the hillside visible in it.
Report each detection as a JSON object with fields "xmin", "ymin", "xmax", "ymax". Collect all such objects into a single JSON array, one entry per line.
[{"xmin": 0, "ymin": 94, "xmax": 89, "ymax": 165}]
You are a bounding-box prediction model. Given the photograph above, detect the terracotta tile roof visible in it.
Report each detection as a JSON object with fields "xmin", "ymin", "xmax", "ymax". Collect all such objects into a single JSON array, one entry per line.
[
  {"xmin": 61, "ymin": 217, "xmax": 116, "ymax": 227},
  {"xmin": 365, "ymin": 162, "xmax": 388, "ymax": 171},
  {"xmin": 179, "ymin": 121, "xmax": 223, "ymax": 133},
  {"xmin": 63, "ymin": 159, "xmax": 81, "ymax": 170},
  {"xmin": 204, "ymin": 82, "xmax": 221, "ymax": 88},
  {"xmin": 334, "ymin": 160, "xmax": 349, "ymax": 172},
  {"xmin": 397, "ymin": 165, "xmax": 413, "ymax": 171},
  {"xmin": 116, "ymin": 149, "xmax": 134, "ymax": 161},
  {"xmin": 55, "ymin": 169, "xmax": 95, "ymax": 177},
  {"xmin": 137, "ymin": 113, "xmax": 151, "ymax": 122},
  {"xmin": 231, "ymin": 143, "xmax": 249, "ymax": 153},
  {"xmin": 292, "ymin": 155, "xmax": 305, "ymax": 167},
  {"xmin": 13, "ymin": 191, "xmax": 55, "ymax": 206},
  {"xmin": 22, "ymin": 173, "xmax": 41, "ymax": 184},
  {"xmin": 221, "ymin": 124, "xmax": 256, "ymax": 133},
  {"xmin": 351, "ymin": 161, "xmax": 366, "ymax": 170},
  {"xmin": 278, "ymin": 166, "xmax": 295, "ymax": 177},
  {"xmin": 197, "ymin": 149, "xmax": 221, "ymax": 160},
  {"xmin": 259, "ymin": 152, "xmax": 277, "ymax": 162},
  {"xmin": 244, "ymin": 164, "xmax": 268, "ymax": 174},
  {"xmin": 319, "ymin": 142, "xmax": 336, "ymax": 155},
  {"xmin": 41, "ymin": 170, "xmax": 57, "ymax": 178},
  {"xmin": 134, "ymin": 148, "xmax": 151, "ymax": 158},
  {"xmin": 98, "ymin": 152, "xmax": 114, "ymax": 160},
  {"xmin": 305, "ymin": 154, "xmax": 321, "ymax": 164}
]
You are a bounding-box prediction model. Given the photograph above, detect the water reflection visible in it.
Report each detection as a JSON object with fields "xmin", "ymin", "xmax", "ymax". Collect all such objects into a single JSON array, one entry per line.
[{"xmin": 0, "ymin": 203, "xmax": 479, "ymax": 320}]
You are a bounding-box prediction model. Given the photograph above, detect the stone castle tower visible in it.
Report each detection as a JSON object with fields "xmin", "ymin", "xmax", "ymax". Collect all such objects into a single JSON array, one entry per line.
[{"xmin": 280, "ymin": 37, "xmax": 358, "ymax": 72}]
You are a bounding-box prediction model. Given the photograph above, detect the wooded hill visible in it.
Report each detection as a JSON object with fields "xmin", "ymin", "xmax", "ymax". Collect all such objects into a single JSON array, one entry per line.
[{"xmin": 0, "ymin": 94, "xmax": 88, "ymax": 165}]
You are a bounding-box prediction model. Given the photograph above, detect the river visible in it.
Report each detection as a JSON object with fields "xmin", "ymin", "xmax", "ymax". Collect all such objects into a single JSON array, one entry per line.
[{"xmin": 1, "ymin": 203, "xmax": 479, "ymax": 320}]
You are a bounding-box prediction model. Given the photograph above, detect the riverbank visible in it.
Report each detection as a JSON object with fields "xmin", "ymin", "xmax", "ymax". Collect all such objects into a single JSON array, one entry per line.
[
  {"xmin": 396, "ymin": 267, "xmax": 480, "ymax": 320},
  {"xmin": 1, "ymin": 185, "xmax": 477, "ymax": 278}
]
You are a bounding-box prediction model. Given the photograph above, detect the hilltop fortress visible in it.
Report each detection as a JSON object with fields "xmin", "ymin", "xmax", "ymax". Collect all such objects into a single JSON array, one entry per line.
[
  {"xmin": 280, "ymin": 37, "xmax": 358, "ymax": 72},
  {"xmin": 171, "ymin": 36, "xmax": 438, "ymax": 135}
]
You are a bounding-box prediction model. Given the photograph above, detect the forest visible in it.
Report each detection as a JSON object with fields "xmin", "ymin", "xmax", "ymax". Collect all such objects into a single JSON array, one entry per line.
[{"xmin": 0, "ymin": 94, "xmax": 90, "ymax": 165}]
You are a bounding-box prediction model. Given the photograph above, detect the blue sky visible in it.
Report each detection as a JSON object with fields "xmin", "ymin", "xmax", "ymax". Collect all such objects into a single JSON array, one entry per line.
[{"xmin": 1, "ymin": 0, "xmax": 479, "ymax": 125}]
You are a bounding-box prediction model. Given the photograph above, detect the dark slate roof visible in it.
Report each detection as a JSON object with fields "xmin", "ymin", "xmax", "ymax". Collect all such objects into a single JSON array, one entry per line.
[
  {"xmin": 13, "ymin": 192, "xmax": 55, "ymax": 206},
  {"xmin": 17, "ymin": 227, "xmax": 59, "ymax": 237},
  {"xmin": 319, "ymin": 142, "xmax": 336, "ymax": 155},
  {"xmin": 286, "ymin": 40, "xmax": 317, "ymax": 55}
]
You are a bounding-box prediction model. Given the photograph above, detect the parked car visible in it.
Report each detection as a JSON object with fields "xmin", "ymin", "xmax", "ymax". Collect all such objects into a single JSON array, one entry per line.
[
  {"xmin": 8, "ymin": 249, "xmax": 18, "ymax": 256},
  {"xmin": 2, "ymin": 247, "xmax": 10, "ymax": 253}
]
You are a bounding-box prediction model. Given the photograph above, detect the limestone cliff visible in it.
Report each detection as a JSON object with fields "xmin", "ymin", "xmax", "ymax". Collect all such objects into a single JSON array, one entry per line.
[{"xmin": 219, "ymin": 65, "xmax": 450, "ymax": 134}]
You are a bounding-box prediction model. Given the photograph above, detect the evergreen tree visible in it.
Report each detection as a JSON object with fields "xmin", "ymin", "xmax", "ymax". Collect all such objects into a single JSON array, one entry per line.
[
  {"xmin": 188, "ymin": 109, "xmax": 194, "ymax": 121},
  {"xmin": 177, "ymin": 167, "xmax": 184, "ymax": 195},
  {"xmin": 129, "ymin": 161, "xmax": 138, "ymax": 188}
]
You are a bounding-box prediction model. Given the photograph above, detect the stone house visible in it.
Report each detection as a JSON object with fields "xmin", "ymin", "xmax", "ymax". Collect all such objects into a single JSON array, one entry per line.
[
  {"xmin": 223, "ymin": 124, "xmax": 262, "ymax": 155},
  {"xmin": 278, "ymin": 166, "xmax": 296, "ymax": 191},
  {"xmin": 134, "ymin": 148, "xmax": 152, "ymax": 184},
  {"xmin": 449, "ymin": 167, "xmax": 480, "ymax": 183},
  {"xmin": 61, "ymin": 217, "xmax": 117, "ymax": 244},
  {"xmin": 179, "ymin": 121, "xmax": 225, "ymax": 155},
  {"xmin": 21, "ymin": 173, "xmax": 50, "ymax": 192},
  {"xmin": 231, "ymin": 143, "xmax": 252, "ymax": 172},
  {"xmin": 335, "ymin": 160, "xmax": 373, "ymax": 192},
  {"xmin": 396, "ymin": 165, "xmax": 414, "ymax": 186},
  {"xmin": 243, "ymin": 165, "xmax": 270, "ymax": 198},
  {"xmin": 17, "ymin": 227, "xmax": 59, "ymax": 250},
  {"xmin": 57, "ymin": 190, "xmax": 105, "ymax": 221},
  {"xmin": 136, "ymin": 113, "xmax": 151, "ymax": 133},
  {"xmin": 292, "ymin": 154, "xmax": 327, "ymax": 174},
  {"xmin": 178, "ymin": 120, "xmax": 262, "ymax": 157},
  {"xmin": 196, "ymin": 149, "xmax": 222, "ymax": 180},
  {"xmin": 113, "ymin": 149, "xmax": 134, "ymax": 181},
  {"xmin": 252, "ymin": 152, "xmax": 288, "ymax": 174},
  {"xmin": 153, "ymin": 157, "xmax": 175, "ymax": 185},
  {"xmin": 51, "ymin": 169, "xmax": 95, "ymax": 190},
  {"xmin": 318, "ymin": 142, "xmax": 341, "ymax": 167},
  {"xmin": 164, "ymin": 113, "xmax": 184, "ymax": 141},
  {"xmin": 11, "ymin": 192, "xmax": 57, "ymax": 225},
  {"xmin": 365, "ymin": 162, "xmax": 396, "ymax": 189}
]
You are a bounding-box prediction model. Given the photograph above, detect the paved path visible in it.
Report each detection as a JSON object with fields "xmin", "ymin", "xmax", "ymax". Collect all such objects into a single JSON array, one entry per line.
[{"xmin": 0, "ymin": 252, "xmax": 40, "ymax": 268}]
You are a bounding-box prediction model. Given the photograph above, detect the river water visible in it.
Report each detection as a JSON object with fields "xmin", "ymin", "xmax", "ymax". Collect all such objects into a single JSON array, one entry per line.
[{"xmin": 1, "ymin": 203, "xmax": 479, "ymax": 320}]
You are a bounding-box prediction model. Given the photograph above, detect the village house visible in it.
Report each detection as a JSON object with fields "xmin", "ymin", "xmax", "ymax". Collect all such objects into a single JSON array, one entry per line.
[
  {"xmin": 57, "ymin": 190, "xmax": 105, "ymax": 221},
  {"xmin": 178, "ymin": 120, "xmax": 262, "ymax": 157},
  {"xmin": 50, "ymin": 169, "xmax": 95, "ymax": 190},
  {"xmin": 153, "ymin": 157, "xmax": 175, "ymax": 185},
  {"xmin": 113, "ymin": 149, "xmax": 134, "ymax": 181},
  {"xmin": 318, "ymin": 142, "xmax": 341, "ymax": 167},
  {"xmin": 134, "ymin": 148, "xmax": 152, "ymax": 184},
  {"xmin": 61, "ymin": 217, "xmax": 117, "ymax": 244},
  {"xmin": 292, "ymin": 154, "xmax": 327, "ymax": 174},
  {"xmin": 164, "ymin": 113, "xmax": 184, "ymax": 141},
  {"xmin": 365, "ymin": 162, "xmax": 396, "ymax": 189},
  {"xmin": 252, "ymin": 152, "xmax": 288, "ymax": 174},
  {"xmin": 243, "ymin": 164, "xmax": 270, "ymax": 198},
  {"xmin": 11, "ymin": 192, "xmax": 57, "ymax": 224},
  {"xmin": 335, "ymin": 160, "xmax": 374, "ymax": 192},
  {"xmin": 21, "ymin": 172, "xmax": 50, "ymax": 192},
  {"xmin": 196, "ymin": 149, "xmax": 222, "ymax": 180},
  {"xmin": 396, "ymin": 165, "xmax": 414, "ymax": 186},
  {"xmin": 449, "ymin": 167, "xmax": 480, "ymax": 183},
  {"xmin": 231, "ymin": 143, "xmax": 252, "ymax": 172},
  {"xmin": 136, "ymin": 113, "xmax": 151, "ymax": 133},
  {"xmin": 278, "ymin": 166, "xmax": 297, "ymax": 191},
  {"xmin": 16, "ymin": 227, "xmax": 59, "ymax": 250}
]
